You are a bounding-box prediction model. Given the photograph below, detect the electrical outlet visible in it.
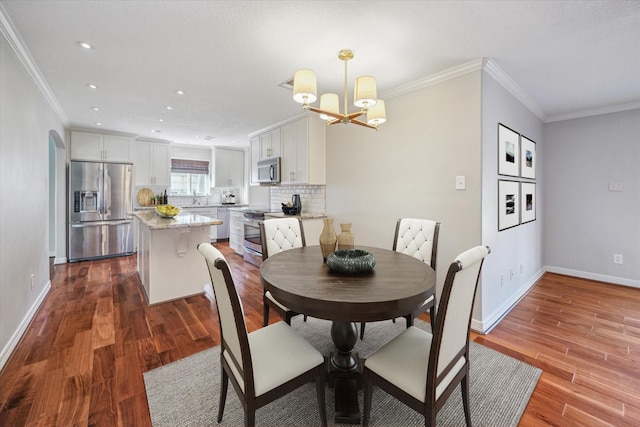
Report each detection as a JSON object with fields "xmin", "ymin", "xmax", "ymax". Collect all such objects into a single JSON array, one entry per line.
[
  {"xmin": 613, "ymin": 254, "xmax": 623, "ymax": 265},
  {"xmin": 30, "ymin": 274, "xmax": 35, "ymax": 290}
]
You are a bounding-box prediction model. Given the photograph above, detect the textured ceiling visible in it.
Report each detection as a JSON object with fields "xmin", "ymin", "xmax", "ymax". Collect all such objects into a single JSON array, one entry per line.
[{"xmin": 1, "ymin": 0, "xmax": 639, "ymax": 147}]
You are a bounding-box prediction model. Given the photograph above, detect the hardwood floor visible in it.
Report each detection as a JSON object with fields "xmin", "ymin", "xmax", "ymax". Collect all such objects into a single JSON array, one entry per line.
[{"xmin": 1, "ymin": 243, "xmax": 639, "ymax": 426}]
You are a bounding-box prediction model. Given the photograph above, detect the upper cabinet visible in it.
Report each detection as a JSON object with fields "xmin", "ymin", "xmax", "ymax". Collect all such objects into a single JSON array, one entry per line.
[
  {"xmin": 249, "ymin": 116, "xmax": 325, "ymax": 185},
  {"xmin": 250, "ymin": 128, "xmax": 281, "ymax": 185},
  {"xmin": 134, "ymin": 140, "xmax": 170, "ymax": 186},
  {"xmin": 280, "ymin": 117, "xmax": 325, "ymax": 185},
  {"xmin": 71, "ymin": 131, "xmax": 133, "ymax": 162},
  {"xmin": 214, "ymin": 148, "xmax": 244, "ymax": 187}
]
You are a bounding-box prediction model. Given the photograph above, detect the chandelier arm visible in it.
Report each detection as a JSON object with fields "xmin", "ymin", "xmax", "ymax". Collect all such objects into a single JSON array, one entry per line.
[
  {"xmin": 345, "ymin": 110, "xmax": 365, "ymax": 120},
  {"xmin": 351, "ymin": 118, "xmax": 379, "ymax": 130},
  {"xmin": 307, "ymin": 106, "xmax": 344, "ymax": 121}
]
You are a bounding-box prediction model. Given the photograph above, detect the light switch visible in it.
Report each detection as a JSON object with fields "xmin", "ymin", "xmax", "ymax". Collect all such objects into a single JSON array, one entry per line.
[{"xmin": 456, "ymin": 176, "xmax": 466, "ymax": 190}]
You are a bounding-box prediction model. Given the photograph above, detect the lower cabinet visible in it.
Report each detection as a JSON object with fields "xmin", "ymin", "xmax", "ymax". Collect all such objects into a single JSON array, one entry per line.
[{"xmin": 229, "ymin": 210, "xmax": 245, "ymax": 255}]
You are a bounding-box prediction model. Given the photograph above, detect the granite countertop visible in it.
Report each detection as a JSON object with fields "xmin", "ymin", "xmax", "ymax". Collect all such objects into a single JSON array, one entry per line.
[
  {"xmin": 264, "ymin": 212, "xmax": 326, "ymax": 220},
  {"xmin": 132, "ymin": 210, "xmax": 223, "ymax": 230}
]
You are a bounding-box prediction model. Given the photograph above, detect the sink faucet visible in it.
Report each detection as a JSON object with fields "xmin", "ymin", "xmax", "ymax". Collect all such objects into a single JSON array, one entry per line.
[{"xmin": 192, "ymin": 190, "xmax": 197, "ymax": 205}]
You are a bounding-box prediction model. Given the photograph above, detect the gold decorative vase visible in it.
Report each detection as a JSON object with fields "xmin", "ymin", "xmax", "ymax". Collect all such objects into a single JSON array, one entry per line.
[
  {"xmin": 319, "ymin": 218, "xmax": 337, "ymax": 261},
  {"xmin": 337, "ymin": 223, "xmax": 354, "ymax": 250}
]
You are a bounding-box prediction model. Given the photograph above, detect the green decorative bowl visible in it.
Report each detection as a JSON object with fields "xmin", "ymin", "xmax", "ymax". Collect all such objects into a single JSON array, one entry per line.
[{"xmin": 326, "ymin": 249, "xmax": 376, "ymax": 274}]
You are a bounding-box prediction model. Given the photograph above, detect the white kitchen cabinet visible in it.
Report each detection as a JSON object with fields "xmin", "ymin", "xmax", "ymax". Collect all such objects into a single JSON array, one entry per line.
[
  {"xmin": 214, "ymin": 148, "xmax": 244, "ymax": 187},
  {"xmin": 134, "ymin": 140, "xmax": 170, "ymax": 186},
  {"xmin": 229, "ymin": 209, "xmax": 245, "ymax": 255},
  {"xmin": 260, "ymin": 128, "xmax": 281, "ymax": 159},
  {"xmin": 71, "ymin": 131, "xmax": 133, "ymax": 162},
  {"xmin": 280, "ymin": 116, "xmax": 326, "ymax": 185},
  {"xmin": 250, "ymin": 128, "xmax": 281, "ymax": 185}
]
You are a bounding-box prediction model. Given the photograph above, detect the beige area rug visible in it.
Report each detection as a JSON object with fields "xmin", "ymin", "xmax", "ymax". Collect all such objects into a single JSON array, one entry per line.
[{"xmin": 144, "ymin": 317, "xmax": 541, "ymax": 426}]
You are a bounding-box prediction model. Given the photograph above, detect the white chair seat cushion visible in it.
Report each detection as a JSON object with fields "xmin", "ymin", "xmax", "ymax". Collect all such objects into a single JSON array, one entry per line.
[
  {"xmin": 265, "ymin": 290, "xmax": 291, "ymax": 312},
  {"xmin": 224, "ymin": 322, "xmax": 324, "ymax": 397},
  {"xmin": 364, "ymin": 326, "xmax": 465, "ymax": 402}
]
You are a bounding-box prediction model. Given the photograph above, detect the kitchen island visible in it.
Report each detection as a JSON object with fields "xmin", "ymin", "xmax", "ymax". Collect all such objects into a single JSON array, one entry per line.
[{"xmin": 132, "ymin": 210, "xmax": 223, "ymax": 305}]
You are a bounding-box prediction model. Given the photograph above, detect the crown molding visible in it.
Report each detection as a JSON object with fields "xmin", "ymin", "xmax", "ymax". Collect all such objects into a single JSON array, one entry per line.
[
  {"xmin": 0, "ymin": 4, "xmax": 68, "ymax": 126},
  {"xmin": 483, "ymin": 58, "xmax": 547, "ymax": 121},
  {"xmin": 380, "ymin": 58, "xmax": 484, "ymax": 100},
  {"xmin": 545, "ymin": 101, "xmax": 640, "ymax": 123}
]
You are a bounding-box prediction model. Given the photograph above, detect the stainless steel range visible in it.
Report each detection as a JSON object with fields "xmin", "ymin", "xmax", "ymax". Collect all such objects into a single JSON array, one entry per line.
[{"xmin": 243, "ymin": 210, "xmax": 267, "ymax": 266}]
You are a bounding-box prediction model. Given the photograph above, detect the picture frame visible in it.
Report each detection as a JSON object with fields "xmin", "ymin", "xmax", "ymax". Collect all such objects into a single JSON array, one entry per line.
[
  {"xmin": 520, "ymin": 182, "xmax": 536, "ymax": 223},
  {"xmin": 498, "ymin": 123, "xmax": 520, "ymax": 177},
  {"xmin": 498, "ymin": 180, "xmax": 520, "ymax": 231},
  {"xmin": 520, "ymin": 135, "xmax": 536, "ymax": 179}
]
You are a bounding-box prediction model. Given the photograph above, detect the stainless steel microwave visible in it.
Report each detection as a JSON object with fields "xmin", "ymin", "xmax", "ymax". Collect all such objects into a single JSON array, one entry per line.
[{"xmin": 257, "ymin": 157, "xmax": 280, "ymax": 184}]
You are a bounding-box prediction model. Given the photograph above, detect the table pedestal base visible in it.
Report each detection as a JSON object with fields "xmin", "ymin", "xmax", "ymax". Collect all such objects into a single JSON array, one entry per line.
[{"xmin": 328, "ymin": 321, "xmax": 363, "ymax": 424}]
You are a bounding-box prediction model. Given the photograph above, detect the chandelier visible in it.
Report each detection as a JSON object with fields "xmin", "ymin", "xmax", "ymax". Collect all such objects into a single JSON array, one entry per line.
[{"xmin": 292, "ymin": 49, "xmax": 386, "ymax": 130}]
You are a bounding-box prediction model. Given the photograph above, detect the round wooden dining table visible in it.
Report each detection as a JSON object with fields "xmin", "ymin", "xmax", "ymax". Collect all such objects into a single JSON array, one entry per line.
[{"xmin": 260, "ymin": 245, "xmax": 436, "ymax": 424}]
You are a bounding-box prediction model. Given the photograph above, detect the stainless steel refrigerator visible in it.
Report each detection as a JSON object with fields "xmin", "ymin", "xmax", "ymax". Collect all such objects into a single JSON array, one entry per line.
[{"xmin": 68, "ymin": 160, "xmax": 134, "ymax": 262}]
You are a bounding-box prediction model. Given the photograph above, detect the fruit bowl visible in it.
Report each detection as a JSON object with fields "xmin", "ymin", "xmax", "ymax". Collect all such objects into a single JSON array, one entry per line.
[
  {"xmin": 326, "ymin": 249, "xmax": 376, "ymax": 274},
  {"xmin": 155, "ymin": 205, "xmax": 181, "ymax": 218}
]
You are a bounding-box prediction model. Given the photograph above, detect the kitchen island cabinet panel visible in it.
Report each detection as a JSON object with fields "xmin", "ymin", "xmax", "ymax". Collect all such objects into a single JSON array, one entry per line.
[{"xmin": 133, "ymin": 211, "xmax": 222, "ymax": 304}]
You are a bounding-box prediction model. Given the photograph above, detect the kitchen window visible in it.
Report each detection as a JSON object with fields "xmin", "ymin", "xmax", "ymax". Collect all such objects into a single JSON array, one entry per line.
[{"xmin": 170, "ymin": 158, "xmax": 210, "ymax": 195}]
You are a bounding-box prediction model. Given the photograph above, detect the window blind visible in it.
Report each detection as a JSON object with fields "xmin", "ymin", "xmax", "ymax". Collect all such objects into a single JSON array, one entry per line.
[{"xmin": 171, "ymin": 159, "xmax": 209, "ymax": 174}]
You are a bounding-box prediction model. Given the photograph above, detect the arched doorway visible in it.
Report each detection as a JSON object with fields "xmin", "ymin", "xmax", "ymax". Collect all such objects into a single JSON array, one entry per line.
[{"xmin": 48, "ymin": 130, "xmax": 66, "ymax": 264}]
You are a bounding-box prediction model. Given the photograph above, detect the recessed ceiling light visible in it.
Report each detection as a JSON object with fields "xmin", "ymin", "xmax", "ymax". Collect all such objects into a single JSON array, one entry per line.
[
  {"xmin": 158, "ymin": 118, "xmax": 164, "ymax": 122},
  {"xmin": 87, "ymin": 84, "xmax": 98, "ymax": 89},
  {"xmin": 176, "ymin": 90, "xmax": 185, "ymax": 95},
  {"xmin": 152, "ymin": 129, "xmax": 162, "ymax": 133},
  {"xmin": 91, "ymin": 106, "xmax": 100, "ymax": 111},
  {"xmin": 77, "ymin": 41, "xmax": 93, "ymax": 49},
  {"xmin": 165, "ymin": 106, "xmax": 173, "ymax": 110},
  {"xmin": 95, "ymin": 122, "xmax": 102, "ymax": 126}
]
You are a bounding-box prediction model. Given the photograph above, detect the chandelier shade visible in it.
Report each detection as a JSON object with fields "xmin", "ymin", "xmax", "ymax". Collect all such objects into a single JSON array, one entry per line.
[
  {"xmin": 292, "ymin": 49, "xmax": 386, "ymax": 130},
  {"xmin": 292, "ymin": 69, "xmax": 317, "ymax": 105},
  {"xmin": 367, "ymin": 99, "xmax": 386, "ymax": 126}
]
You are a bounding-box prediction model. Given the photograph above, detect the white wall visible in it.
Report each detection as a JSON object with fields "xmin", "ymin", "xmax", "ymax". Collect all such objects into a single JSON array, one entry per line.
[
  {"xmin": 479, "ymin": 70, "xmax": 545, "ymax": 331},
  {"xmin": 544, "ymin": 109, "xmax": 640, "ymax": 286},
  {"xmin": 325, "ymin": 71, "xmax": 483, "ymax": 303},
  {"xmin": 0, "ymin": 33, "xmax": 66, "ymax": 368}
]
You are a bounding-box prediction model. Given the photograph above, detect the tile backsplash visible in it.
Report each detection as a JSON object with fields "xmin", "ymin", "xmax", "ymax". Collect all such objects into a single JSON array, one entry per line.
[
  {"xmin": 133, "ymin": 185, "xmax": 242, "ymax": 207},
  {"xmin": 270, "ymin": 185, "xmax": 325, "ymax": 215}
]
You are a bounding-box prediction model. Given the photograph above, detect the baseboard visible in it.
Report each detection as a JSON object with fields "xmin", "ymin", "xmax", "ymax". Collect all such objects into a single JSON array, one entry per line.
[
  {"xmin": 544, "ymin": 266, "xmax": 640, "ymax": 289},
  {"xmin": 53, "ymin": 256, "xmax": 67, "ymax": 265},
  {"xmin": 0, "ymin": 280, "xmax": 51, "ymax": 372},
  {"xmin": 471, "ymin": 267, "xmax": 545, "ymax": 334}
]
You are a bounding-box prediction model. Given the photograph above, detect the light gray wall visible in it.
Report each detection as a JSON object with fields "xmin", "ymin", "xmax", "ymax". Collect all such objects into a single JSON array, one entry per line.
[
  {"xmin": 479, "ymin": 70, "xmax": 545, "ymax": 331},
  {"xmin": 325, "ymin": 71, "xmax": 483, "ymax": 305},
  {"xmin": 544, "ymin": 109, "xmax": 640, "ymax": 286},
  {"xmin": 0, "ymin": 33, "xmax": 65, "ymax": 368}
]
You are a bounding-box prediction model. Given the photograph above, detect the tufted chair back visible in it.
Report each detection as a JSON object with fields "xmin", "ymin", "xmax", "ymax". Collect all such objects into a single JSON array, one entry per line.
[
  {"xmin": 393, "ymin": 218, "xmax": 440, "ymax": 270},
  {"xmin": 260, "ymin": 218, "xmax": 306, "ymax": 260}
]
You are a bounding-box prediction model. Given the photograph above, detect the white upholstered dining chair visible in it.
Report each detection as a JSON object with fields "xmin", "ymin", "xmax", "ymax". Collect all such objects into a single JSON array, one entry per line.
[
  {"xmin": 259, "ymin": 217, "xmax": 306, "ymax": 326},
  {"xmin": 198, "ymin": 243, "xmax": 327, "ymax": 427},
  {"xmin": 362, "ymin": 245, "xmax": 490, "ymax": 427},
  {"xmin": 360, "ymin": 218, "xmax": 440, "ymax": 339}
]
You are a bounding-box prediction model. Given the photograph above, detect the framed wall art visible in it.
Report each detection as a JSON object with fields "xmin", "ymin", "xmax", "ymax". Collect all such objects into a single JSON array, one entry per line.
[
  {"xmin": 520, "ymin": 182, "xmax": 536, "ymax": 223},
  {"xmin": 498, "ymin": 180, "xmax": 520, "ymax": 231},
  {"xmin": 520, "ymin": 136, "xmax": 536, "ymax": 179},
  {"xmin": 498, "ymin": 123, "xmax": 520, "ymax": 177}
]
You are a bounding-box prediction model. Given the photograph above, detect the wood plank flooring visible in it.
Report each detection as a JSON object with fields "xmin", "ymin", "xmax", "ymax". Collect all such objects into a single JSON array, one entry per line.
[{"xmin": 1, "ymin": 243, "xmax": 639, "ymax": 426}]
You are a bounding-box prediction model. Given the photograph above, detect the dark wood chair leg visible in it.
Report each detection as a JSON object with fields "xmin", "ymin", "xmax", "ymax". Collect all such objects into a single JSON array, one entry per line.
[
  {"xmin": 316, "ymin": 366, "xmax": 328, "ymax": 427},
  {"xmin": 218, "ymin": 364, "xmax": 228, "ymax": 422},
  {"xmin": 462, "ymin": 371, "xmax": 472, "ymax": 427},
  {"xmin": 284, "ymin": 311, "xmax": 293, "ymax": 325},
  {"xmin": 360, "ymin": 322, "xmax": 366, "ymax": 340},
  {"xmin": 262, "ymin": 294, "xmax": 270, "ymax": 327},
  {"xmin": 245, "ymin": 404, "xmax": 256, "ymax": 427}
]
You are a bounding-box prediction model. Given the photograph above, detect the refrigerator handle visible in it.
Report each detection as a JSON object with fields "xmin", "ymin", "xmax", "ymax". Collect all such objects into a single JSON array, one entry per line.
[
  {"xmin": 71, "ymin": 220, "xmax": 132, "ymax": 228},
  {"xmin": 104, "ymin": 166, "xmax": 112, "ymax": 217}
]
